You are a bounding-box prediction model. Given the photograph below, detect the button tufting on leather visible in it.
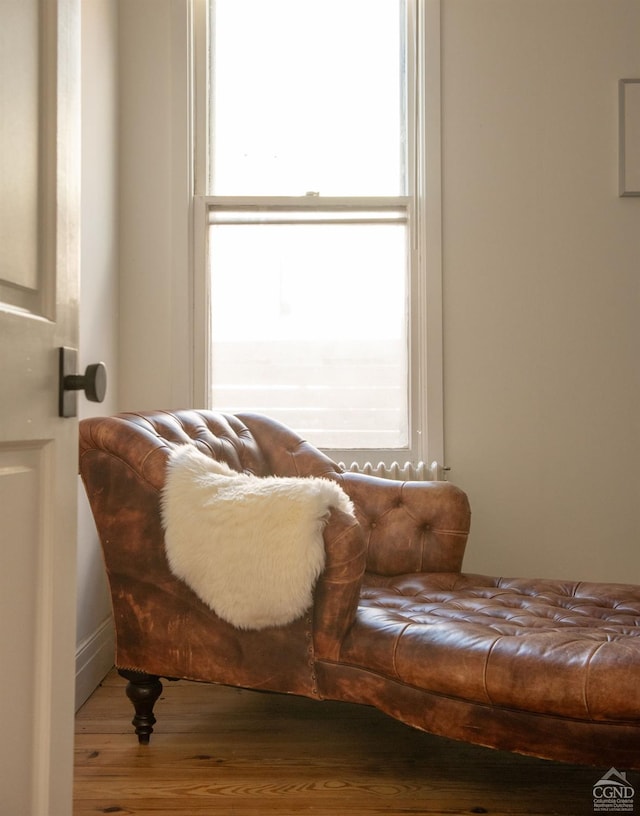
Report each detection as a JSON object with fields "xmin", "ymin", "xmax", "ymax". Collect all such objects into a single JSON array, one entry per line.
[{"xmin": 341, "ymin": 572, "xmax": 640, "ymax": 722}]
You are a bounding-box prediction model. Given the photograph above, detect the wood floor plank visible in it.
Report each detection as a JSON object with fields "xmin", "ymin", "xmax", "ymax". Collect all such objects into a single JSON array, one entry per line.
[{"xmin": 74, "ymin": 669, "xmax": 630, "ymax": 816}]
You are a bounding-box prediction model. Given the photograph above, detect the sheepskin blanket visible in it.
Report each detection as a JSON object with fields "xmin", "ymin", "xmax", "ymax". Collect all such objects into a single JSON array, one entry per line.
[{"xmin": 160, "ymin": 445, "xmax": 354, "ymax": 630}]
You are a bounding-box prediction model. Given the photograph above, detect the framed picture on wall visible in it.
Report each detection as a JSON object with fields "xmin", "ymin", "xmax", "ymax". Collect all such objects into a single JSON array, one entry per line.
[{"xmin": 619, "ymin": 79, "xmax": 640, "ymax": 197}]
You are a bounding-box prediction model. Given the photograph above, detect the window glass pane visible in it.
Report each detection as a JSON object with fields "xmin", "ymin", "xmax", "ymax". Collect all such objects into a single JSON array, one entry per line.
[
  {"xmin": 210, "ymin": 0, "xmax": 406, "ymax": 196},
  {"xmin": 209, "ymin": 220, "xmax": 408, "ymax": 448}
]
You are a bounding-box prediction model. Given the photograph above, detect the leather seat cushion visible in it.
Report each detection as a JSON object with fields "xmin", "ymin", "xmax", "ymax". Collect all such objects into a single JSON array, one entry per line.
[{"xmin": 338, "ymin": 572, "xmax": 640, "ymax": 723}]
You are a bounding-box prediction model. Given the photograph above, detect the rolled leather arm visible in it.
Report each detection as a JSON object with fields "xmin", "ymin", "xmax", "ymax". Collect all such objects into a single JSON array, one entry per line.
[
  {"xmin": 313, "ymin": 507, "xmax": 366, "ymax": 661},
  {"xmin": 332, "ymin": 471, "xmax": 471, "ymax": 576}
]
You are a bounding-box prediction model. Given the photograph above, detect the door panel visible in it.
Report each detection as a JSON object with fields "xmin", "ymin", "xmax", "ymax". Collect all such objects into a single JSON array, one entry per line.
[
  {"xmin": 0, "ymin": 445, "xmax": 43, "ymax": 810},
  {"xmin": 0, "ymin": 0, "xmax": 39, "ymax": 293},
  {"xmin": 0, "ymin": 442, "xmax": 68, "ymax": 811},
  {"xmin": 0, "ymin": 1, "xmax": 80, "ymax": 813}
]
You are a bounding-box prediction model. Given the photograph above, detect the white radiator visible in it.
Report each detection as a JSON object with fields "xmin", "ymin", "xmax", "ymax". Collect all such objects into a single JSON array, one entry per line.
[{"xmin": 338, "ymin": 460, "xmax": 448, "ymax": 481}]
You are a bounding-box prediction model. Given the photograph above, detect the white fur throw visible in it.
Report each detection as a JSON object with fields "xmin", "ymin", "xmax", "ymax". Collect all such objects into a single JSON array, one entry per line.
[{"xmin": 160, "ymin": 445, "xmax": 354, "ymax": 630}]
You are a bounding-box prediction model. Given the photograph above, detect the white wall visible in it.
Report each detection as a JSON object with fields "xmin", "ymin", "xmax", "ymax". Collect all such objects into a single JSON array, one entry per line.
[
  {"xmin": 76, "ymin": 0, "xmax": 120, "ymax": 708},
  {"xmin": 441, "ymin": 0, "xmax": 640, "ymax": 582},
  {"xmin": 118, "ymin": 0, "xmax": 192, "ymax": 411},
  {"xmin": 114, "ymin": 0, "xmax": 639, "ymax": 587}
]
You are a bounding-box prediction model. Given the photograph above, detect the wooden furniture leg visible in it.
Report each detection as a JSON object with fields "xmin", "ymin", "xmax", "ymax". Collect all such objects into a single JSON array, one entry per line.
[{"xmin": 118, "ymin": 669, "xmax": 163, "ymax": 744}]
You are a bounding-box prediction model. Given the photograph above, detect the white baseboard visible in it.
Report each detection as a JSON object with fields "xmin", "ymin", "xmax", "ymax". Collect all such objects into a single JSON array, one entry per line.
[{"xmin": 75, "ymin": 616, "xmax": 115, "ymax": 711}]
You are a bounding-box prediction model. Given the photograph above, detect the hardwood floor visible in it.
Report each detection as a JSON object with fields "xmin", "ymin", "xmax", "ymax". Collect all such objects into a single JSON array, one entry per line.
[{"xmin": 74, "ymin": 669, "xmax": 617, "ymax": 815}]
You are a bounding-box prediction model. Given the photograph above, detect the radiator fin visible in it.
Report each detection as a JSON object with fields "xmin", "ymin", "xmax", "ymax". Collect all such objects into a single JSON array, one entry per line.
[{"xmin": 337, "ymin": 461, "xmax": 445, "ymax": 481}]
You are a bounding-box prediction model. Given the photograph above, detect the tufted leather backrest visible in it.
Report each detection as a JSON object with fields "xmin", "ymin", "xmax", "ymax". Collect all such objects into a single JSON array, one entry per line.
[
  {"xmin": 79, "ymin": 410, "xmax": 269, "ymax": 492},
  {"xmin": 79, "ymin": 409, "xmax": 343, "ymax": 485},
  {"xmin": 79, "ymin": 409, "xmax": 469, "ymax": 586}
]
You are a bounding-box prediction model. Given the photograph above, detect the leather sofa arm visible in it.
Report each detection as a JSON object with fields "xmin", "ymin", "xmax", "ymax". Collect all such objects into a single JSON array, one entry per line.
[
  {"xmin": 313, "ymin": 507, "xmax": 366, "ymax": 661},
  {"xmin": 332, "ymin": 472, "xmax": 471, "ymax": 576}
]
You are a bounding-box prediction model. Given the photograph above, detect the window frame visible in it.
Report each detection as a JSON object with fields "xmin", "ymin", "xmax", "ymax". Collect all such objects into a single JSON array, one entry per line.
[{"xmin": 191, "ymin": 0, "xmax": 443, "ymax": 469}]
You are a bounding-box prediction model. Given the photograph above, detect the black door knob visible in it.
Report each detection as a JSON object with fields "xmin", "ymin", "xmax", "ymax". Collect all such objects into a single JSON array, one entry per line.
[
  {"xmin": 64, "ymin": 362, "xmax": 107, "ymax": 403},
  {"xmin": 58, "ymin": 347, "xmax": 108, "ymax": 417}
]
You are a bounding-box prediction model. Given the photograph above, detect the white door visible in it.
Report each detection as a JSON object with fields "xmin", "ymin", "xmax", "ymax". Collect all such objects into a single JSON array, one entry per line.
[{"xmin": 0, "ymin": 1, "xmax": 81, "ymax": 813}]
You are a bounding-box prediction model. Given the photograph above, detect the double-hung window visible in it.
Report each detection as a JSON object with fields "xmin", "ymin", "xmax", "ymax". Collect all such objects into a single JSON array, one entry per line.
[{"xmin": 194, "ymin": 0, "xmax": 442, "ymax": 470}]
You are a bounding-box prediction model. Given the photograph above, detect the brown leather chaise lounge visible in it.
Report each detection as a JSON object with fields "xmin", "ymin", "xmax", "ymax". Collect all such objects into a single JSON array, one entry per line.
[{"xmin": 79, "ymin": 409, "xmax": 640, "ymax": 769}]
